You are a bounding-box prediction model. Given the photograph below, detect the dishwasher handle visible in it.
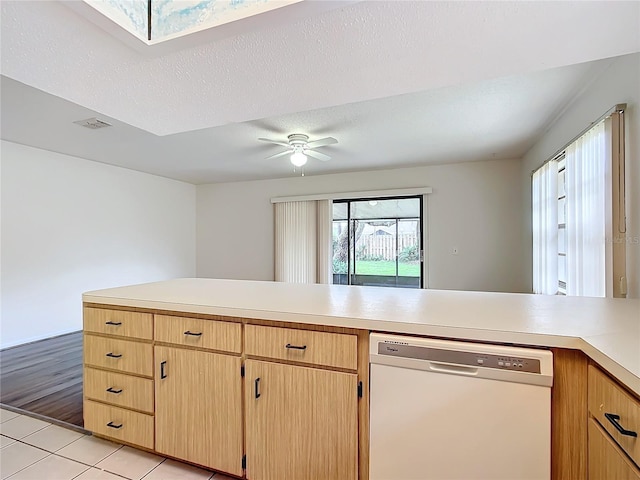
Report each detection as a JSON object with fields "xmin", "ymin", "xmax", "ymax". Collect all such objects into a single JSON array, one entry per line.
[{"xmin": 429, "ymin": 362, "xmax": 478, "ymax": 376}]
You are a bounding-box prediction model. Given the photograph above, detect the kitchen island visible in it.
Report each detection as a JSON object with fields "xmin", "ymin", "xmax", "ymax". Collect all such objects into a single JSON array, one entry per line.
[{"xmin": 83, "ymin": 278, "xmax": 640, "ymax": 480}]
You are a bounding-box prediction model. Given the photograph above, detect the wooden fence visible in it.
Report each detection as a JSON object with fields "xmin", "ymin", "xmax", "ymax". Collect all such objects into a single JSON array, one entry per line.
[{"xmin": 355, "ymin": 234, "xmax": 418, "ymax": 261}]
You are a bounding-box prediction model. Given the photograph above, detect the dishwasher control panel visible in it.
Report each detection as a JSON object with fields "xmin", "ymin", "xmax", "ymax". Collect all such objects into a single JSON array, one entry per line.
[
  {"xmin": 378, "ymin": 342, "xmax": 542, "ymax": 374},
  {"xmin": 495, "ymin": 356, "xmax": 531, "ymax": 371}
]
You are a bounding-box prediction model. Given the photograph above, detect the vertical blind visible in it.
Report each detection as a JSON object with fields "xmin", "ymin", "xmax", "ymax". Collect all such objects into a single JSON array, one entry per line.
[
  {"xmin": 531, "ymin": 107, "xmax": 626, "ymax": 298},
  {"xmin": 532, "ymin": 160, "xmax": 559, "ymax": 295},
  {"xmin": 274, "ymin": 200, "xmax": 332, "ymax": 284},
  {"xmin": 565, "ymin": 121, "xmax": 606, "ymax": 296}
]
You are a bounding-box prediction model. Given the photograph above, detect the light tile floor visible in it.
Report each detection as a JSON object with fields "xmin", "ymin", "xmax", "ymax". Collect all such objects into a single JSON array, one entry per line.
[{"xmin": 0, "ymin": 409, "xmax": 235, "ymax": 480}]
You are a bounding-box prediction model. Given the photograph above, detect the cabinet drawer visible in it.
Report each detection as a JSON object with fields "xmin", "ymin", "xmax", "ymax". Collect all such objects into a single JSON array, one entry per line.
[
  {"xmin": 84, "ymin": 335, "xmax": 153, "ymax": 377},
  {"xmin": 84, "ymin": 400, "xmax": 153, "ymax": 450},
  {"xmin": 589, "ymin": 417, "xmax": 640, "ymax": 479},
  {"xmin": 244, "ymin": 325, "xmax": 357, "ymax": 370},
  {"xmin": 84, "ymin": 307, "xmax": 152, "ymax": 340},
  {"xmin": 155, "ymin": 315, "xmax": 241, "ymax": 354},
  {"xmin": 589, "ymin": 365, "xmax": 640, "ymax": 466},
  {"xmin": 84, "ymin": 367, "xmax": 154, "ymax": 413}
]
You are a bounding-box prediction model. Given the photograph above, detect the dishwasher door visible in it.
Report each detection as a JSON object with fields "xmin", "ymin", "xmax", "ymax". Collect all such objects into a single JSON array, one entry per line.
[{"xmin": 369, "ymin": 334, "xmax": 553, "ymax": 480}]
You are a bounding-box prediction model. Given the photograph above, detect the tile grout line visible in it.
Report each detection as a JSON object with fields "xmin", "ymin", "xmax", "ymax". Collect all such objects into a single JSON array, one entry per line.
[
  {"xmin": 19, "ymin": 425, "xmax": 86, "ymax": 452},
  {"xmin": 3, "ymin": 435, "xmax": 129, "ymax": 480},
  {"xmin": 2, "ymin": 452, "xmax": 54, "ymax": 479},
  {"xmin": 5, "ymin": 454, "xmax": 93, "ymax": 480},
  {"xmin": 0, "ymin": 421, "xmax": 52, "ymax": 441},
  {"xmin": 4, "ymin": 438, "xmax": 218, "ymax": 480},
  {"xmin": 139, "ymin": 458, "xmax": 167, "ymax": 479},
  {"xmin": 2, "ymin": 411, "xmax": 212, "ymax": 480},
  {"xmin": 2, "ymin": 413, "xmax": 215, "ymax": 480},
  {"xmin": 68, "ymin": 459, "xmax": 132, "ymax": 480},
  {"xmin": 11, "ymin": 434, "xmax": 124, "ymax": 471},
  {"xmin": 55, "ymin": 440, "xmax": 125, "ymax": 469},
  {"xmin": 0, "ymin": 406, "xmax": 86, "ymax": 435},
  {"xmin": 98, "ymin": 448, "xmax": 167, "ymax": 480}
]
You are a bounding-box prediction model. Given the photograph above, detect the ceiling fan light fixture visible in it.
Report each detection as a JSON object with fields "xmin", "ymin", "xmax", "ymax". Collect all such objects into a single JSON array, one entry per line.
[
  {"xmin": 290, "ymin": 151, "xmax": 308, "ymax": 167},
  {"xmin": 259, "ymin": 133, "xmax": 337, "ymax": 168}
]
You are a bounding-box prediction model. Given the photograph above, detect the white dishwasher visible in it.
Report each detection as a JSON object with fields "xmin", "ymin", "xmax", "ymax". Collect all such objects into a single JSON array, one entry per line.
[{"xmin": 370, "ymin": 333, "xmax": 553, "ymax": 480}]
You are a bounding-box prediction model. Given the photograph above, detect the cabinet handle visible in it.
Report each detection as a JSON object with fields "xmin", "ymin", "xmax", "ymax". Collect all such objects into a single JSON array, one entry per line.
[
  {"xmin": 105, "ymin": 321, "xmax": 122, "ymax": 326},
  {"xmin": 106, "ymin": 387, "xmax": 123, "ymax": 394},
  {"xmin": 106, "ymin": 422, "xmax": 123, "ymax": 429},
  {"xmin": 255, "ymin": 377, "xmax": 261, "ymax": 399},
  {"xmin": 285, "ymin": 344, "xmax": 307, "ymax": 350},
  {"xmin": 105, "ymin": 352, "xmax": 122, "ymax": 358},
  {"xmin": 605, "ymin": 413, "xmax": 638, "ymax": 437},
  {"xmin": 183, "ymin": 331, "xmax": 202, "ymax": 337},
  {"xmin": 160, "ymin": 361, "xmax": 167, "ymax": 379}
]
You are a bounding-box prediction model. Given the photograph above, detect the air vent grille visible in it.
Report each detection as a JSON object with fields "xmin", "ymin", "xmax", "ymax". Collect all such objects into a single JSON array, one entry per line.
[{"xmin": 73, "ymin": 117, "xmax": 112, "ymax": 129}]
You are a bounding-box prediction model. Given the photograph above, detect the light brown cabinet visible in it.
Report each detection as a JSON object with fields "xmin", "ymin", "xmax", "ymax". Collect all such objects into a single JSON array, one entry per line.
[
  {"xmin": 84, "ymin": 307, "xmax": 153, "ymax": 340},
  {"xmin": 244, "ymin": 360, "xmax": 358, "ymax": 480},
  {"xmin": 243, "ymin": 322, "xmax": 363, "ymax": 479},
  {"xmin": 84, "ymin": 367, "xmax": 153, "ymax": 413},
  {"xmin": 152, "ymin": 313, "xmax": 244, "ymax": 476},
  {"xmin": 155, "ymin": 315, "xmax": 241, "ymax": 353},
  {"xmin": 78, "ymin": 301, "xmax": 639, "ymax": 480},
  {"xmin": 83, "ymin": 304, "xmax": 368, "ymax": 479},
  {"xmin": 84, "ymin": 400, "xmax": 154, "ymax": 449},
  {"xmin": 589, "ymin": 418, "xmax": 640, "ymax": 479},
  {"xmin": 154, "ymin": 346, "xmax": 244, "ymax": 477},
  {"xmin": 83, "ymin": 306, "xmax": 156, "ymax": 452},
  {"xmin": 244, "ymin": 324, "xmax": 358, "ymax": 370},
  {"xmin": 84, "ymin": 335, "xmax": 153, "ymax": 376},
  {"xmin": 588, "ymin": 364, "xmax": 640, "ymax": 479}
]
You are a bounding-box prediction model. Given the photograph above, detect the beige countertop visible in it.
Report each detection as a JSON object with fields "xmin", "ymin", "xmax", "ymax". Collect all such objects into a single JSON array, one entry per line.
[{"xmin": 83, "ymin": 278, "xmax": 640, "ymax": 396}]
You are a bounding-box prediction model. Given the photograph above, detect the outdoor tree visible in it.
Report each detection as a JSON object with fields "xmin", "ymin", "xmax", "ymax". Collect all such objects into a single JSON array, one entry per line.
[{"xmin": 333, "ymin": 220, "xmax": 365, "ymax": 264}]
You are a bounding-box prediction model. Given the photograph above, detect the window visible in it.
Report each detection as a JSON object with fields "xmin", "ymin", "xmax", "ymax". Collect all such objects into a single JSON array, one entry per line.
[
  {"xmin": 332, "ymin": 196, "xmax": 424, "ymax": 288},
  {"xmin": 532, "ymin": 108, "xmax": 627, "ymax": 297},
  {"xmin": 557, "ymin": 156, "xmax": 567, "ymax": 295}
]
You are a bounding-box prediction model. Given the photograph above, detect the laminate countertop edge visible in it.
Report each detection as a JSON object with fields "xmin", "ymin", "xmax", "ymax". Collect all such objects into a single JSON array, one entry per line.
[{"xmin": 82, "ymin": 278, "xmax": 640, "ymax": 397}]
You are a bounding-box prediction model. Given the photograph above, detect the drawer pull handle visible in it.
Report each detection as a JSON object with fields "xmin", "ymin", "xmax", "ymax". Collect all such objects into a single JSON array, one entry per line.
[
  {"xmin": 106, "ymin": 387, "xmax": 123, "ymax": 394},
  {"xmin": 105, "ymin": 321, "xmax": 122, "ymax": 326},
  {"xmin": 105, "ymin": 353, "xmax": 122, "ymax": 358},
  {"xmin": 106, "ymin": 422, "xmax": 123, "ymax": 429},
  {"xmin": 160, "ymin": 361, "xmax": 167, "ymax": 379},
  {"xmin": 255, "ymin": 377, "xmax": 261, "ymax": 399},
  {"xmin": 285, "ymin": 343, "xmax": 307, "ymax": 351},
  {"xmin": 184, "ymin": 331, "xmax": 203, "ymax": 337},
  {"xmin": 605, "ymin": 413, "xmax": 638, "ymax": 437}
]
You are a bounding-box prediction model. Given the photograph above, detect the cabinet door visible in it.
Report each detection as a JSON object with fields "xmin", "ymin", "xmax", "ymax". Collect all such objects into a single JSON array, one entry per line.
[
  {"xmin": 155, "ymin": 346, "xmax": 243, "ymax": 477},
  {"xmin": 589, "ymin": 418, "xmax": 640, "ymax": 480},
  {"xmin": 244, "ymin": 360, "xmax": 358, "ymax": 480}
]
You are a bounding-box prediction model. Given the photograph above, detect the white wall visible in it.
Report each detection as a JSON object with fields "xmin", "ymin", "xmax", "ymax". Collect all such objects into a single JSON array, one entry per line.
[
  {"xmin": 197, "ymin": 158, "xmax": 526, "ymax": 293},
  {"xmin": 0, "ymin": 141, "xmax": 196, "ymax": 348},
  {"xmin": 522, "ymin": 52, "xmax": 640, "ymax": 298}
]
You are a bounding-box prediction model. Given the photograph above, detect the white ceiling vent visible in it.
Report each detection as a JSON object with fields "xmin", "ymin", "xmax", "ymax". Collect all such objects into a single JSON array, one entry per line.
[{"xmin": 73, "ymin": 117, "xmax": 112, "ymax": 129}]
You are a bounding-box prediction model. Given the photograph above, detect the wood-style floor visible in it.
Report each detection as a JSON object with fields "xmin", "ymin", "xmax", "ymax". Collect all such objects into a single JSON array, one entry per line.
[{"xmin": 0, "ymin": 331, "xmax": 83, "ymax": 427}]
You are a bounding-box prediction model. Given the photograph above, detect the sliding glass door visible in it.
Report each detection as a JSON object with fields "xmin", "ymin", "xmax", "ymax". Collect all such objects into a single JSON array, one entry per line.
[{"xmin": 332, "ymin": 196, "xmax": 423, "ymax": 288}]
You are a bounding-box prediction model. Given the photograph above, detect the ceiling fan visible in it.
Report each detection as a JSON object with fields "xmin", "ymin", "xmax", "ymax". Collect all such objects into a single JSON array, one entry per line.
[{"xmin": 258, "ymin": 133, "xmax": 338, "ymax": 167}]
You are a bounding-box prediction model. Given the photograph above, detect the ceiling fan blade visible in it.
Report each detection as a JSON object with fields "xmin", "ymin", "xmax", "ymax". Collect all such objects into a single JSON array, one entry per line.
[
  {"xmin": 305, "ymin": 149, "xmax": 331, "ymax": 161},
  {"xmin": 306, "ymin": 137, "xmax": 338, "ymax": 149},
  {"xmin": 265, "ymin": 150, "xmax": 292, "ymax": 160},
  {"xmin": 258, "ymin": 138, "xmax": 291, "ymax": 148}
]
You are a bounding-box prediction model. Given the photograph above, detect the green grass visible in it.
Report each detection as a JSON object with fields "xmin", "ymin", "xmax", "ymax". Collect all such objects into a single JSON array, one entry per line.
[{"xmin": 353, "ymin": 260, "xmax": 420, "ymax": 277}]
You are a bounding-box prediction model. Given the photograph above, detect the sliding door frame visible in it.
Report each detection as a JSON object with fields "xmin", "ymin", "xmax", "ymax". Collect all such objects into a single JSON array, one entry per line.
[{"xmin": 334, "ymin": 195, "xmax": 424, "ymax": 289}]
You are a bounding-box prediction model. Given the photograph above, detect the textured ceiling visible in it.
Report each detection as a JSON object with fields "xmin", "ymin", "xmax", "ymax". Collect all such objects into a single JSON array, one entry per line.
[
  {"xmin": 0, "ymin": 57, "xmax": 615, "ymax": 184},
  {"xmin": 1, "ymin": 1, "xmax": 639, "ymax": 136},
  {"xmin": 1, "ymin": 1, "xmax": 639, "ymax": 184}
]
